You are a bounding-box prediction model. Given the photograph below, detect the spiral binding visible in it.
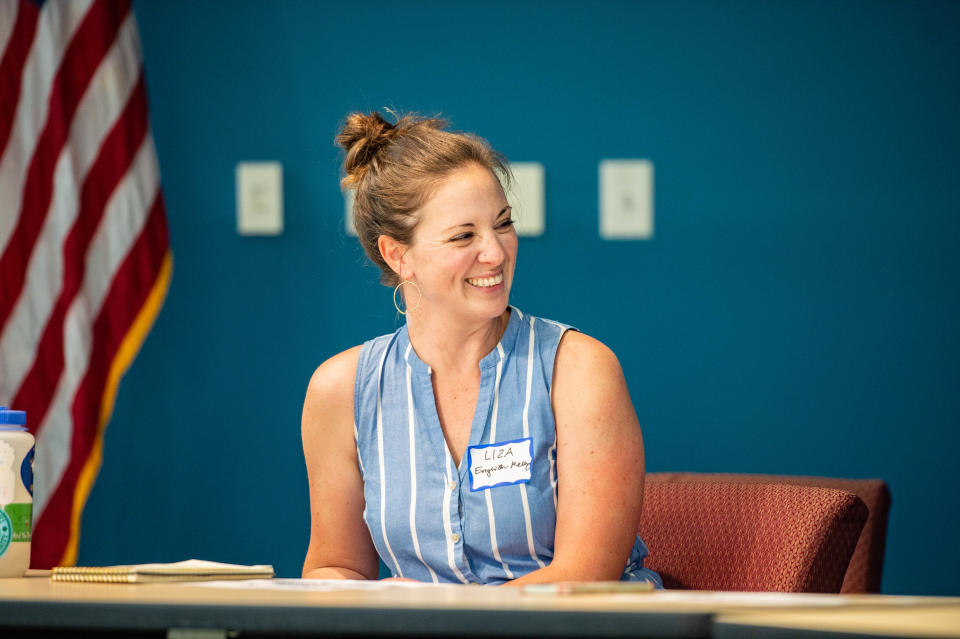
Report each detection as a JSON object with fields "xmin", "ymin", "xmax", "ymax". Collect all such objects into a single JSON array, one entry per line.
[{"xmin": 51, "ymin": 567, "xmax": 136, "ymax": 583}]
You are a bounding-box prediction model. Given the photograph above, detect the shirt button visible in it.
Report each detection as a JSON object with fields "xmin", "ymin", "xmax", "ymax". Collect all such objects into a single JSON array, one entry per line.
[
  {"xmin": 449, "ymin": 481, "xmax": 457, "ymax": 491},
  {"xmin": 451, "ymin": 533, "xmax": 460, "ymax": 543}
]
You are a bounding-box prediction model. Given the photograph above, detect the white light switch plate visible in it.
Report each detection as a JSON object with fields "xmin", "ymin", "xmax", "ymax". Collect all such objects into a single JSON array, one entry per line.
[
  {"xmin": 237, "ymin": 162, "xmax": 283, "ymax": 235},
  {"xmin": 507, "ymin": 162, "xmax": 545, "ymax": 236},
  {"xmin": 344, "ymin": 188, "xmax": 357, "ymax": 236},
  {"xmin": 599, "ymin": 159, "xmax": 653, "ymax": 239}
]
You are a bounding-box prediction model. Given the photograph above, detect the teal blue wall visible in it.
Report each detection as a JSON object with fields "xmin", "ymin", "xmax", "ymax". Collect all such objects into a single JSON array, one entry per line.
[{"xmin": 78, "ymin": 0, "xmax": 960, "ymax": 594}]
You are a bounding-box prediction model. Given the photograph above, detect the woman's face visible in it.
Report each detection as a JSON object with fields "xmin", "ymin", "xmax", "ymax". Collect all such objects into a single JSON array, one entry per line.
[{"xmin": 403, "ymin": 163, "xmax": 517, "ymax": 323}]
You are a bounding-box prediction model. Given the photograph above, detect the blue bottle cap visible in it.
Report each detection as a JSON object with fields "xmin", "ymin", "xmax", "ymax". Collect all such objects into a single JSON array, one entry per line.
[{"xmin": 0, "ymin": 406, "xmax": 27, "ymax": 426}]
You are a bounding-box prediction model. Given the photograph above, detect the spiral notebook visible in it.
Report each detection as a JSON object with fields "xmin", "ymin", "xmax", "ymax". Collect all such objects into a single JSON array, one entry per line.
[{"xmin": 50, "ymin": 559, "xmax": 274, "ymax": 584}]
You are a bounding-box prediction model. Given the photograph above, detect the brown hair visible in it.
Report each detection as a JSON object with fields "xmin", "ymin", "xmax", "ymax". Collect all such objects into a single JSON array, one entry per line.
[{"xmin": 336, "ymin": 111, "xmax": 511, "ymax": 286}]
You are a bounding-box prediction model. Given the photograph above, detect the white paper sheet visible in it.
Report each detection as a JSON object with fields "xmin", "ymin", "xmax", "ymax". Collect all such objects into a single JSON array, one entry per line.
[{"xmin": 196, "ymin": 578, "xmax": 453, "ymax": 591}]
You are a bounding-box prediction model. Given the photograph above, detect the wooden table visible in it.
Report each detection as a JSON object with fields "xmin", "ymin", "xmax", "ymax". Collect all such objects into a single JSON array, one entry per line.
[
  {"xmin": 714, "ymin": 605, "xmax": 960, "ymax": 638},
  {"xmin": 2, "ymin": 573, "xmax": 958, "ymax": 638}
]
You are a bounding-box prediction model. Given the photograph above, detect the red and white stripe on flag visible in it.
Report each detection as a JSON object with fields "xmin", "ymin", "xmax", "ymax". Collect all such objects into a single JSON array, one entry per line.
[{"xmin": 0, "ymin": 0, "xmax": 172, "ymax": 568}]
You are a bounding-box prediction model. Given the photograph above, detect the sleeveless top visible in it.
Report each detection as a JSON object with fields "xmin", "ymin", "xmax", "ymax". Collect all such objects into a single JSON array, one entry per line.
[{"xmin": 353, "ymin": 307, "xmax": 661, "ymax": 586}]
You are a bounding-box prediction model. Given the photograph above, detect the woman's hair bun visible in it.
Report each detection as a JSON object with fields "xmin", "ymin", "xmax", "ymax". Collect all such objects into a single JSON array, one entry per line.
[
  {"xmin": 336, "ymin": 111, "xmax": 449, "ymax": 187},
  {"xmin": 336, "ymin": 111, "xmax": 400, "ymax": 186}
]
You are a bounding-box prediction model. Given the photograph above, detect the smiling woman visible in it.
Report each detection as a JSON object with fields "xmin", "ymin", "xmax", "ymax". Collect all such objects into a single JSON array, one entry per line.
[{"xmin": 300, "ymin": 111, "xmax": 661, "ymax": 587}]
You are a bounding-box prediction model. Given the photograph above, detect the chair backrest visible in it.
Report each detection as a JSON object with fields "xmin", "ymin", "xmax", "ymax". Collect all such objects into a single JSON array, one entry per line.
[
  {"xmin": 639, "ymin": 480, "xmax": 868, "ymax": 592},
  {"xmin": 647, "ymin": 472, "xmax": 890, "ymax": 593}
]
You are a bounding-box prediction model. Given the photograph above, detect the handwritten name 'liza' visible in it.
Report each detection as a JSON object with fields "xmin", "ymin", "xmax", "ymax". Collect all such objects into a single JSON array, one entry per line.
[{"xmin": 483, "ymin": 447, "xmax": 516, "ymax": 461}]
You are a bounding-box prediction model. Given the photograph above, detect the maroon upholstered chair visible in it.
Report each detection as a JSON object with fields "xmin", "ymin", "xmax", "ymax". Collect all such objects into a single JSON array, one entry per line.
[
  {"xmin": 638, "ymin": 479, "xmax": 868, "ymax": 592},
  {"xmin": 646, "ymin": 473, "xmax": 890, "ymax": 593}
]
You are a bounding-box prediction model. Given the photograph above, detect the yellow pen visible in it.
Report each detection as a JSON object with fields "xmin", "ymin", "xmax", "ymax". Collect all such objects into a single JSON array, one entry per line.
[{"xmin": 523, "ymin": 581, "xmax": 656, "ymax": 595}]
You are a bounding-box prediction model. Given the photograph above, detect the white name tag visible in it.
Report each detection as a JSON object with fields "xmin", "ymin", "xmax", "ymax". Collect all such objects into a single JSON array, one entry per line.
[{"xmin": 467, "ymin": 438, "xmax": 533, "ymax": 491}]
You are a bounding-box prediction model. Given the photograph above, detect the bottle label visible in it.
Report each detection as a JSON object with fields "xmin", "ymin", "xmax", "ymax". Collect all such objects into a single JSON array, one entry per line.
[
  {"xmin": 5, "ymin": 503, "xmax": 31, "ymax": 542},
  {"xmin": 0, "ymin": 503, "xmax": 31, "ymax": 556}
]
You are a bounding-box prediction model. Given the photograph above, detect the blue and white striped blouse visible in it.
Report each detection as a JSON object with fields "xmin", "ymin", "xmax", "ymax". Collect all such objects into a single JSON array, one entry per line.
[{"xmin": 353, "ymin": 307, "xmax": 660, "ymax": 586}]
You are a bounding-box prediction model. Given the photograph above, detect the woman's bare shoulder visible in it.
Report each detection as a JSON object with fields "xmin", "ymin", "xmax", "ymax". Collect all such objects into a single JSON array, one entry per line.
[
  {"xmin": 307, "ymin": 345, "xmax": 363, "ymax": 395},
  {"xmin": 553, "ymin": 329, "xmax": 633, "ymax": 421},
  {"xmin": 302, "ymin": 345, "xmax": 363, "ymax": 433},
  {"xmin": 555, "ymin": 330, "xmax": 621, "ymax": 377}
]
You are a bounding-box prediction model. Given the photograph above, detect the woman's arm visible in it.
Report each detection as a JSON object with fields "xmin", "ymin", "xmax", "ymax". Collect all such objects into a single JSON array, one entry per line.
[
  {"xmin": 301, "ymin": 345, "xmax": 380, "ymax": 580},
  {"xmin": 507, "ymin": 331, "xmax": 645, "ymax": 585}
]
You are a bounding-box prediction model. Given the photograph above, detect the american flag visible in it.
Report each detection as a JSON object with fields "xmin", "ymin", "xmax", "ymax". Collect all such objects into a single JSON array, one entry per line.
[{"xmin": 0, "ymin": 0, "xmax": 171, "ymax": 568}]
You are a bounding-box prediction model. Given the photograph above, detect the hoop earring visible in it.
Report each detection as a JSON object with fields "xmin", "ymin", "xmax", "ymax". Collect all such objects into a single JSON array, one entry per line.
[{"xmin": 393, "ymin": 279, "xmax": 422, "ymax": 315}]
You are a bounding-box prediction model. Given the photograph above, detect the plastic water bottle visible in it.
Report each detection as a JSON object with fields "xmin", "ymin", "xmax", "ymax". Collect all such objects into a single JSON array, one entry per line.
[{"xmin": 0, "ymin": 406, "xmax": 33, "ymax": 577}]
